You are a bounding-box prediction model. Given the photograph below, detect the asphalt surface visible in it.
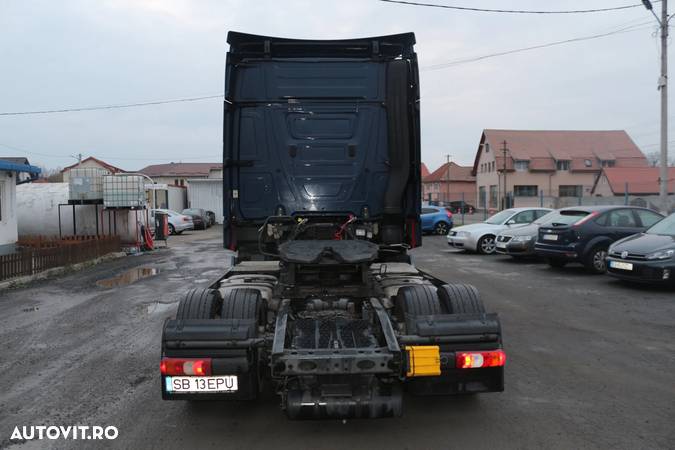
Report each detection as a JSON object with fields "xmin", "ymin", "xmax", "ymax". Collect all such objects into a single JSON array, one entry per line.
[{"xmin": 1, "ymin": 231, "xmax": 674, "ymax": 449}]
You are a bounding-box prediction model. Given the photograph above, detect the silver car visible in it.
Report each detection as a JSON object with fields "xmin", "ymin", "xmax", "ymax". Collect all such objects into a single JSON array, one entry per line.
[
  {"xmin": 151, "ymin": 209, "xmax": 194, "ymax": 235},
  {"xmin": 447, "ymin": 207, "xmax": 552, "ymax": 254}
]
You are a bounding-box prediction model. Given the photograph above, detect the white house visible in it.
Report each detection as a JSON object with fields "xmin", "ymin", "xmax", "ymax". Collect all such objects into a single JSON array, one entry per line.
[{"xmin": 0, "ymin": 158, "xmax": 41, "ymax": 254}]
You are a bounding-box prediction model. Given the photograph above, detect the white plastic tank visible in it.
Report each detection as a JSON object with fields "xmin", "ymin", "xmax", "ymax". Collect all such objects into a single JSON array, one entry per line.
[
  {"xmin": 68, "ymin": 168, "xmax": 109, "ymax": 201},
  {"xmin": 103, "ymin": 174, "xmax": 147, "ymax": 208}
]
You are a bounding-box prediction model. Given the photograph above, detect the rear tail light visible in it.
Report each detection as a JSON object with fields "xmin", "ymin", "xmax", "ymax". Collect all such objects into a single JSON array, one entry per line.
[
  {"xmin": 572, "ymin": 211, "xmax": 599, "ymax": 228},
  {"xmin": 456, "ymin": 350, "xmax": 506, "ymax": 369},
  {"xmin": 445, "ymin": 209, "xmax": 453, "ymax": 219},
  {"xmin": 160, "ymin": 358, "xmax": 212, "ymax": 376},
  {"xmin": 182, "ymin": 217, "xmax": 190, "ymax": 222}
]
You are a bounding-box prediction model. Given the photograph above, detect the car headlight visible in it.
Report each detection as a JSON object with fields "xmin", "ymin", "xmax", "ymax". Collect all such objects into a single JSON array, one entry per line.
[
  {"xmin": 646, "ymin": 249, "xmax": 674, "ymax": 260},
  {"xmin": 512, "ymin": 235, "xmax": 534, "ymax": 242}
]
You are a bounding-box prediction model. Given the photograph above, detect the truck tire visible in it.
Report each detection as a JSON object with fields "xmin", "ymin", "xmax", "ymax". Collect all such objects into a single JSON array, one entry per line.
[
  {"xmin": 222, "ymin": 288, "xmax": 264, "ymax": 324},
  {"xmin": 437, "ymin": 284, "xmax": 485, "ymax": 314},
  {"xmin": 176, "ymin": 288, "xmax": 222, "ymax": 319},
  {"xmin": 396, "ymin": 285, "xmax": 442, "ymax": 319}
]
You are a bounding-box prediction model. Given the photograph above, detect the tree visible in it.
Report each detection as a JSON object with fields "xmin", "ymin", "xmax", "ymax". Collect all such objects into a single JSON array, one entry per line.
[{"xmin": 645, "ymin": 151, "xmax": 675, "ymax": 167}]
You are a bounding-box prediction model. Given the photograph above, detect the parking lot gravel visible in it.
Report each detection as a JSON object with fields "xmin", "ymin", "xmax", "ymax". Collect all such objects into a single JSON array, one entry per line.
[{"xmin": 1, "ymin": 231, "xmax": 673, "ymax": 449}]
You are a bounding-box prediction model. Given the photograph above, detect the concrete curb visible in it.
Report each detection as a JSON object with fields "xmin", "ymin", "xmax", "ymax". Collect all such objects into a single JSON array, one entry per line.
[{"xmin": 0, "ymin": 252, "xmax": 128, "ymax": 290}]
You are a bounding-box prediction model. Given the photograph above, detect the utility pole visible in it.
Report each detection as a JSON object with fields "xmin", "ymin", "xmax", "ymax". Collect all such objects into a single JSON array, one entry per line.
[
  {"xmin": 445, "ymin": 154, "xmax": 451, "ymax": 205},
  {"xmin": 643, "ymin": 0, "xmax": 670, "ymax": 213},
  {"xmin": 501, "ymin": 140, "xmax": 508, "ymax": 209}
]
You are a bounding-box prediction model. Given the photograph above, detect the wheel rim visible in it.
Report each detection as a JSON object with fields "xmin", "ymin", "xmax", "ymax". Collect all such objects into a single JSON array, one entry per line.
[
  {"xmin": 593, "ymin": 249, "xmax": 607, "ymax": 271},
  {"xmin": 169, "ymin": 225, "xmax": 175, "ymax": 235},
  {"xmin": 481, "ymin": 236, "xmax": 496, "ymax": 254},
  {"xmin": 436, "ymin": 223, "xmax": 448, "ymax": 235}
]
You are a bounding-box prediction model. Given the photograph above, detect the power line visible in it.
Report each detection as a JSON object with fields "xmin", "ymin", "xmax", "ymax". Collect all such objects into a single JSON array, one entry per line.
[
  {"xmin": 378, "ymin": 0, "xmax": 658, "ymax": 14},
  {"xmin": 421, "ymin": 21, "xmax": 654, "ymax": 71},
  {"xmin": 0, "ymin": 94, "xmax": 225, "ymax": 117}
]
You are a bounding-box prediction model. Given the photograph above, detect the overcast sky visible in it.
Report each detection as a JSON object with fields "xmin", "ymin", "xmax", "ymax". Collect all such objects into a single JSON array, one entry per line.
[{"xmin": 0, "ymin": 0, "xmax": 669, "ymax": 173}]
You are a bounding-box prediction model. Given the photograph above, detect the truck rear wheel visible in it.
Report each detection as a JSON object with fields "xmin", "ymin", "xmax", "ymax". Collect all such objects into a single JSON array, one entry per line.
[
  {"xmin": 437, "ymin": 284, "xmax": 485, "ymax": 314},
  {"xmin": 222, "ymin": 288, "xmax": 264, "ymax": 324},
  {"xmin": 176, "ymin": 288, "xmax": 222, "ymax": 319},
  {"xmin": 396, "ymin": 285, "xmax": 442, "ymax": 319}
]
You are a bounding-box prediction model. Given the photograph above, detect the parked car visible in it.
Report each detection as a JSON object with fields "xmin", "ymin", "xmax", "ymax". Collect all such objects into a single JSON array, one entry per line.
[
  {"xmin": 534, "ymin": 206, "xmax": 664, "ymax": 274},
  {"xmin": 606, "ymin": 212, "xmax": 675, "ymax": 284},
  {"xmin": 181, "ymin": 208, "xmax": 209, "ymax": 230},
  {"xmin": 421, "ymin": 205, "xmax": 453, "ymax": 235},
  {"xmin": 495, "ymin": 210, "xmax": 558, "ymax": 258},
  {"xmin": 206, "ymin": 210, "xmax": 216, "ymax": 226},
  {"xmin": 151, "ymin": 209, "xmax": 194, "ymax": 235},
  {"xmin": 448, "ymin": 201, "xmax": 475, "ymax": 214},
  {"xmin": 447, "ymin": 207, "xmax": 552, "ymax": 254}
]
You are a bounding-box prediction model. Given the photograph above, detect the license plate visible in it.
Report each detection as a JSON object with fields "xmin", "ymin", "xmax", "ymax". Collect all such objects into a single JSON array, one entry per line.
[
  {"xmin": 496, "ymin": 242, "xmax": 507, "ymax": 249},
  {"xmin": 609, "ymin": 261, "xmax": 633, "ymax": 271},
  {"xmin": 543, "ymin": 234, "xmax": 558, "ymax": 241},
  {"xmin": 166, "ymin": 376, "xmax": 238, "ymax": 393}
]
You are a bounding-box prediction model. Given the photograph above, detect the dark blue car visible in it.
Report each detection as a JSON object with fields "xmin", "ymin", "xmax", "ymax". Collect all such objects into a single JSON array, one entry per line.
[
  {"xmin": 421, "ymin": 206, "xmax": 453, "ymax": 235},
  {"xmin": 534, "ymin": 206, "xmax": 664, "ymax": 274}
]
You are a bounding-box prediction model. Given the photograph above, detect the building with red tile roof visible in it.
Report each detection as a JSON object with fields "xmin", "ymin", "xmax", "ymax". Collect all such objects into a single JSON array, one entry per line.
[
  {"xmin": 138, "ymin": 162, "xmax": 222, "ymax": 187},
  {"xmin": 473, "ymin": 129, "xmax": 648, "ymax": 209},
  {"xmin": 422, "ymin": 162, "xmax": 476, "ymax": 204},
  {"xmin": 592, "ymin": 167, "xmax": 675, "ymax": 196},
  {"xmin": 60, "ymin": 156, "xmax": 126, "ymax": 182}
]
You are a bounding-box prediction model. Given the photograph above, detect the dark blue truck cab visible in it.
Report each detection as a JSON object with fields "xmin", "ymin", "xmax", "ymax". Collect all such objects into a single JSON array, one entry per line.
[{"xmin": 160, "ymin": 32, "xmax": 505, "ymax": 419}]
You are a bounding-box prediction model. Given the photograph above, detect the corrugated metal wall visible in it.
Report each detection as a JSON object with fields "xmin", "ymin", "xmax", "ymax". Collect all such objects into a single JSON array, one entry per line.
[{"xmin": 187, "ymin": 180, "xmax": 223, "ymax": 223}]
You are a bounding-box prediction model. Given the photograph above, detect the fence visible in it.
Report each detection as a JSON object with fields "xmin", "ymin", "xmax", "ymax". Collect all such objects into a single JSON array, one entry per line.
[{"xmin": 0, "ymin": 235, "xmax": 121, "ymax": 282}]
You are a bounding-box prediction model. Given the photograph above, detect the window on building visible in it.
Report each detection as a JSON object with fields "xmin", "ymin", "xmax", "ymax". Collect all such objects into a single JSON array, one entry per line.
[
  {"xmin": 514, "ymin": 185, "xmax": 538, "ymax": 197},
  {"xmin": 556, "ymin": 160, "xmax": 570, "ymax": 170},
  {"xmin": 489, "ymin": 185, "xmax": 498, "ymax": 207},
  {"xmin": 601, "ymin": 160, "xmax": 616, "ymax": 168},
  {"xmin": 559, "ymin": 185, "xmax": 583, "ymax": 197},
  {"xmin": 180, "ymin": 179, "xmax": 185, "ymax": 186},
  {"xmin": 514, "ymin": 160, "xmax": 529, "ymax": 171},
  {"xmin": 174, "ymin": 179, "xmax": 179, "ymax": 185},
  {"xmin": 484, "ymin": 143, "xmax": 490, "ymax": 153},
  {"xmin": 478, "ymin": 186, "xmax": 486, "ymax": 208}
]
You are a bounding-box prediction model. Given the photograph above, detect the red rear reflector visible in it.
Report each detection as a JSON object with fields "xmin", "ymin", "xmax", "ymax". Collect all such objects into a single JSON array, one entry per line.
[
  {"xmin": 445, "ymin": 209, "xmax": 453, "ymax": 218},
  {"xmin": 160, "ymin": 358, "xmax": 212, "ymax": 376},
  {"xmin": 456, "ymin": 350, "xmax": 506, "ymax": 369}
]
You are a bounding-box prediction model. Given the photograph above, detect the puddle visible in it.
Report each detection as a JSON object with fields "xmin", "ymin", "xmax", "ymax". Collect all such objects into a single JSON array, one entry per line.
[
  {"xmin": 96, "ymin": 267, "xmax": 159, "ymax": 288},
  {"xmin": 146, "ymin": 302, "xmax": 177, "ymax": 315}
]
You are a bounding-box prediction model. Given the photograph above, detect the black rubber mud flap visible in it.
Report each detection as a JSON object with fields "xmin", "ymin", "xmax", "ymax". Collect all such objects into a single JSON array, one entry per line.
[
  {"xmin": 222, "ymin": 288, "xmax": 264, "ymax": 324},
  {"xmin": 437, "ymin": 284, "xmax": 486, "ymax": 314},
  {"xmin": 396, "ymin": 285, "xmax": 441, "ymax": 320},
  {"xmin": 176, "ymin": 288, "xmax": 223, "ymax": 319}
]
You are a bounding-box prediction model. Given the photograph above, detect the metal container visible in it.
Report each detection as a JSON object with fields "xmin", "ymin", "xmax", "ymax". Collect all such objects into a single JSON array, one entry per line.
[
  {"xmin": 103, "ymin": 175, "xmax": 147, "ymax": 208},
  {"xmin": 68, "ymin": 168, "xmax": 108, "ymax": 201}
]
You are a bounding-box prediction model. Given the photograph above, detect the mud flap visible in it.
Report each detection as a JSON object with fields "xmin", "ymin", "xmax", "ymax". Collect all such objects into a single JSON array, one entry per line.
[
  {"xmin": 401, "ymin": 313, "xmax": 504, "ymax": 395},
  {"xmin": 161, "ymin": 319, "xmax": 262, "ymax": 400}
]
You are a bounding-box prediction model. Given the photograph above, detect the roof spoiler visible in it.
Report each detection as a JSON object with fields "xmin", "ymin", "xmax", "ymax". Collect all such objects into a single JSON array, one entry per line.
[{"xmin": 226, "ymin": 31, "xmax": 416, "ymax": 59}]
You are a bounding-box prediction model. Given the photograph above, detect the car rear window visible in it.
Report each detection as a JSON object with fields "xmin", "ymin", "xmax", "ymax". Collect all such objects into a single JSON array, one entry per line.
[{"xmin": 541, "ymin": 210, "xmax": 589, "ymax": 226}]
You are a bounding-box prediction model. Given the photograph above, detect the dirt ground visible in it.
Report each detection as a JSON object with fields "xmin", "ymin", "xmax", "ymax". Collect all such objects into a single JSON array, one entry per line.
[{"xmin": 0, "ymin": 230, "xmax": 673, "ymax": 449}]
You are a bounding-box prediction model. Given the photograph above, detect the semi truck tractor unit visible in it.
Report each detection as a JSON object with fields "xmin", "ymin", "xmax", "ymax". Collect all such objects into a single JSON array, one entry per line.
[{"xmin": 160, "ymin": 32, "xmax": 505, "ymax": 420}]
